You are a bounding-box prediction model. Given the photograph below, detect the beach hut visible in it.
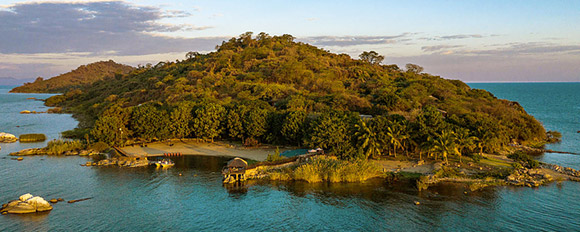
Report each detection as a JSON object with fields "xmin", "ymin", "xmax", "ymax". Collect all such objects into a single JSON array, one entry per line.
[{"xmin": 222, "ymin": 157, "xmax": 248, "ymax": 183}]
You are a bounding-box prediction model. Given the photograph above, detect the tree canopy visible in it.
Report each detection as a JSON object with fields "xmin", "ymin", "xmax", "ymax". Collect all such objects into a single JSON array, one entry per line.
[{"xmin": 43, "ymin": 32, "xmax": 548, "ymax": 160}]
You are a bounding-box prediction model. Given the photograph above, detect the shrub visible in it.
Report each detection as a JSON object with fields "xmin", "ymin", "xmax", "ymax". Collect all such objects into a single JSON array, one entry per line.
[
  {"xmin": 473, "ymin": 168, "xmax": 512, "ymax": 179},
  {"xmin": 61, "ymin": 128, "xmax": 91, "ymax": 139},
  {"xmin": 44, "ymin": 95, "xmax": 66, "ymax": 107},
  {"xmin": 47, "ymin": 107, "xmax": 63, "ymax": 114},
  {"xmin": 46, "ymin": 139, "xmax": 84, "ymax": 155},
  {"xmin": 511, "ymin": 162, "xmax": 523, "ymax": 169},
  {"xmin": 434, "ymin": 167, "xmax": 464, "ymax": 178},
  {"xmin": 266, "ymin": 147, "xmax": 284, "ymax": 162},
  {"xmin": 269, "ymin": 170, "xmax": 292, "ymax": 181},
  {"xmin": 89, "ymin": 142, "xmax": 110, "ymax": 153},
  {"xmin": 507, "ymin": 151, "xmax": 539, "ymax": 169},
  {"xmin": 416, "ymin": 175, "xmax": 430, "ymax": 191},
  {"xmin": 470, "ymin": 153, "xmax": 483, "ymax": 163},
  {"xmin": 19, "ymin": 134, "xmax": 46, "ymax": 142},
  {"xmin": 546, "ymin": 130, "xmax": 562, "ymax": 143},
  {"xmin": 244, "ymin": 137, "xmax": 259, "ymax": 147}
]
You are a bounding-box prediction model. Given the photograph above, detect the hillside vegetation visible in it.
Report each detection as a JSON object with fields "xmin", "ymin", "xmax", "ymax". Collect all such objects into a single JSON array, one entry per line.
[
  {"xmin": 47, "ymin": 32, "xmax": 547, "ymax": 160},
  {"xmin": 10, "ymin": 60, "xmax": 134, "ymax": 93}
]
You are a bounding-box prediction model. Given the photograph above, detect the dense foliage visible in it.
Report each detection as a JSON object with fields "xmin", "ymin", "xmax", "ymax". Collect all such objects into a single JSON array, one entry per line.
[
  {"xmin": 10, "ymin": 60, "xmax": 134, "ymax": 93},
  {"xmin": 45, "ymin": 32, "xmax": 547, "ymax": 160},
  {"xmin": 19, "ymin": 133, "xmax": 47, "ymax": 142},
  {"xmin": 269, "ymin": 156, "xmax": 383, "ymax": 182},
  {"xmin": 507, "ymin": 151, "xmax": 540, "ymax": 169}
]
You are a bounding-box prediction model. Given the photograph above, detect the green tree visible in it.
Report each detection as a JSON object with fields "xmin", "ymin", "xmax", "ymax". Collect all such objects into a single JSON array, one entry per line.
[
  {"xmin": 131, "ymin": 104, "xmax": 170, "ymax": 141},
  {"xmin": 307, "ymin": 111, "xmax": 356, "ymax": 159},
  {"xmin": 432, "ymin": 130, "xmax": 459, "ymax": 165},
  {"xmin": 91, "ymin": 104, "xmax": 132, "ymax": 145},
  {"xmin": 454, "ymin": 128, "xmax": 477, "ymax": 163},
  {"xmin": 405, "ymin": 63, "xmax": 424, "ymax": 74},
  {"xmin": 354, "ymin": 119, "xmax": 381, "ymax": 159},
  {"xmin": 192, "ymin": 103, "xmax": 226, "ymax": 142},
  {"xmin": 169, "ymin": 101, "xmax": 194, "ymax": 139},
  {"xmin": 359, "ymin": 51, "xmax": 385, "ymax": 65},
  {"xmin": 243, "ymin": 107, "xmax": 269, "ymax": 142},
  {"xmin": 281, "ymin": 110, "xmax": 307, "ymax": 146},
  {"xmin": 386, "ymin": 122, "xmax": 407, "ymax": 158},
  {"xmin": 225, "ymin": 105, "xmax": 246, "ymax": 141}
]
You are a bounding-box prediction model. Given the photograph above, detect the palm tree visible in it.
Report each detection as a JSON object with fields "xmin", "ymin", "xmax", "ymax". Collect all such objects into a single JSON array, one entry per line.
[
  {"xmin": 419, "ymin": 138, "xmax": 435, "ymax": 161},
  {"xmin": 454, "ymin": 128, "xmax": 477, "ymax": 163},
  {"xmin": 354, "ymin": 120, "xmax": 381, "ymax": 159},
  {"xmin": 476, "ymin": 128, "xmax": 494, "ymax": 156},
  {"xmin": 432, "ymin": 130, "xmax": 458, "ymax": 165},
  {"xmin": 386, "ymin": 122, "xmax": 405, "ymax": 158}
]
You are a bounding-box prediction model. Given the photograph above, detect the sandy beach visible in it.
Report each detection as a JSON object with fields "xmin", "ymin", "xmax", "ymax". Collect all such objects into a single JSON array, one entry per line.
[{"xmin": 119, "ymin": 139, "xmax": 291, "ymax": 161}]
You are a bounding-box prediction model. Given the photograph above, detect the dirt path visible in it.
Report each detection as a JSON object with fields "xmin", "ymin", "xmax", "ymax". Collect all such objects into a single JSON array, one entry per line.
[{"xmin": 374, "ymin": 160, "xmax": 435, "ymax": 174}]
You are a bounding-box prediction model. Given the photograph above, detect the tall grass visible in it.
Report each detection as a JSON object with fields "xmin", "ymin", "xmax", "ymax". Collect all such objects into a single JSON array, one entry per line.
[
  {"xmin": 291, "ymin": 156, "xmax": 383, "ymax": 183},
  {"xmin": 19, "ymin": 134, "xmax": 46, "ymax": 142},
  {"xmin": 46, "ymin": 139, "xmax": 85, "ymax": 155}
]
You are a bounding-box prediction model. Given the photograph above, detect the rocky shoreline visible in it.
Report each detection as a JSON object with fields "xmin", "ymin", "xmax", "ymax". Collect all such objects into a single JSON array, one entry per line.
[
  {"xmin": 542, "ymin": 163, "xmax": 580, "ymax": 181},
  {"xmin": 415, "ymin": 163, "xmax": 580, "ymax": 192},
  {"xmin": 82, "ymin": 156, "xmax": 149, "ymax": 168},
  {"xmin": 9, "ymin": 148, "xmax": 102, "ymax": 156}
]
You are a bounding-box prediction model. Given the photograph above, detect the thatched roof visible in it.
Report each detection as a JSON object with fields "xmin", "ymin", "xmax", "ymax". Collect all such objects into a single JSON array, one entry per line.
[{"xmin": 227, "ymin": 157, "xmax": 248, "ymax": 168}]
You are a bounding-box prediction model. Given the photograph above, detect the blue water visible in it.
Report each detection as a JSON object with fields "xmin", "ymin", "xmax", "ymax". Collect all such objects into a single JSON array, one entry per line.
[
  {"xmin": 1, "ymin": 84, "xmax": 580, "ymax": 231},
  {"xmin": 469, "ymin": 83, "xmax": 580, "ymax": 169}
]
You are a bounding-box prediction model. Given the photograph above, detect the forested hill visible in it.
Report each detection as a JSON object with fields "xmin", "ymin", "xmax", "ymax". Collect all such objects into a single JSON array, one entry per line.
[
  {"xmin": 10, "ymin": 60, "xmax": 134, "ymax": 93},
  {"xmin": 50, "ymin": 33, "xmax": 548, "ymax": 158}
]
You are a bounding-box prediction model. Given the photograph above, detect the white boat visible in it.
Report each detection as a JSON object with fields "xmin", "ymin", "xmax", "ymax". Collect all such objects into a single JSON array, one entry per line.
[{"xmin": 153, "ymin": 159, "xmax": 174, "ymax": 168}]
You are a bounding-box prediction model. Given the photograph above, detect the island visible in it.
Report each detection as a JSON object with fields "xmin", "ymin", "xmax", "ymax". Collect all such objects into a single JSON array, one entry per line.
[{"xmin": 8, "ymin": 32, "xmax": 573, "ymax": 191}]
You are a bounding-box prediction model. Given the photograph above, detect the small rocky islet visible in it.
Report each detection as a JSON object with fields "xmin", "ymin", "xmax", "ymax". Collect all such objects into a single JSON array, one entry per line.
[
  {"xmin": 1, "ymin": 194, "xmax": 53, "ymax": 214},
  {"xmin": 0, "ymin": 132, "xmax": 18, "ymax": 143}
]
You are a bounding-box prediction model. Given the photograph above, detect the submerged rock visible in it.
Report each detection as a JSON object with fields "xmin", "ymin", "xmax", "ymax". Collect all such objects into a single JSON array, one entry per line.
[{"xmin": 1, "ymin": 193, "xmax": 53, "ymax": 214}]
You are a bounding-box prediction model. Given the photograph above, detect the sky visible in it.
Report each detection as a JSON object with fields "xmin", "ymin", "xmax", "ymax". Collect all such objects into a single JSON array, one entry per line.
[{"xmin": 0, "ymin": 0, "xmax": 579, "ymax": 82}]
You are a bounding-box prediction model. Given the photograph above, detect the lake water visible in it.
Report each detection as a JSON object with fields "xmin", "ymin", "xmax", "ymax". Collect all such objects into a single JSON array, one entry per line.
[{"xmin": 1, "ymin": 83, "xmax": 580, "ymax": 231}]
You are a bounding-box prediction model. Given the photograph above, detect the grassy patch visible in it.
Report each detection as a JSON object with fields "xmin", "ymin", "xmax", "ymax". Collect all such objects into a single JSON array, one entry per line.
[
  {"xmin": 397, "ymin": 172, "xmax": 423, "ymax": 179},
  {"xmin": 287, "ymin": 156, "xmax": 384, "ymax": 183},
  {"xmin": 472, "ymin": 167, "xmax": 513, "ymax": 179},
  {"xmin": 46, "ymin": 139, "xmax": 85, "ymax": 155},
  {"xmin": 89, "ymin": 141, "xmax": 110, "ymax": 152},
  {"xmin": 480, "ymin": 156, "xmax": 512, "ymax": 168},
  {"xmin": 19, "ymin": 134, "xmax": 46, "ymax": 142}
]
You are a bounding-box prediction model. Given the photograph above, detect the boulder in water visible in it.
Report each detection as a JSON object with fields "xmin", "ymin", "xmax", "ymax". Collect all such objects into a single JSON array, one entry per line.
[
  {"xmin": 0, "ymin": 132, "xmax": 18, "ymax": 143},
  {"xmin": 19, "ymin": 193, "xmax": 33, "ymax": 202},
  {"xmin": 1, "ymin": 193, "xmax": 53, "ymax": 214}
]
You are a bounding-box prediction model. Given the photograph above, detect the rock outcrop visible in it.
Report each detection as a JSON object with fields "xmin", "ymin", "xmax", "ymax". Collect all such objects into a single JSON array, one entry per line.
[
  {"xmin": 9, "ymin": 148, "xmax": 102, "ymax": 156},
  {"xmin": 0, "ymin": 132, "xmax": 18, "ymax": 143},
  {"xmin": 83, "ymin": 156, "xmax": 149, "ymax": 168},
  {"xmin": 1, "ymin": 193, "xmax": 53, "ymax": 214},
  {"xmin": 9, "ymin": 148, "xmax": 47, "ymax": 156},
  {"xmin": 542, "ymin": 163, "xmax": 580, "ymax": 180},
  {"xmin": 506, "ymin": 168, "xmax": 554, "ymax": 187}
]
